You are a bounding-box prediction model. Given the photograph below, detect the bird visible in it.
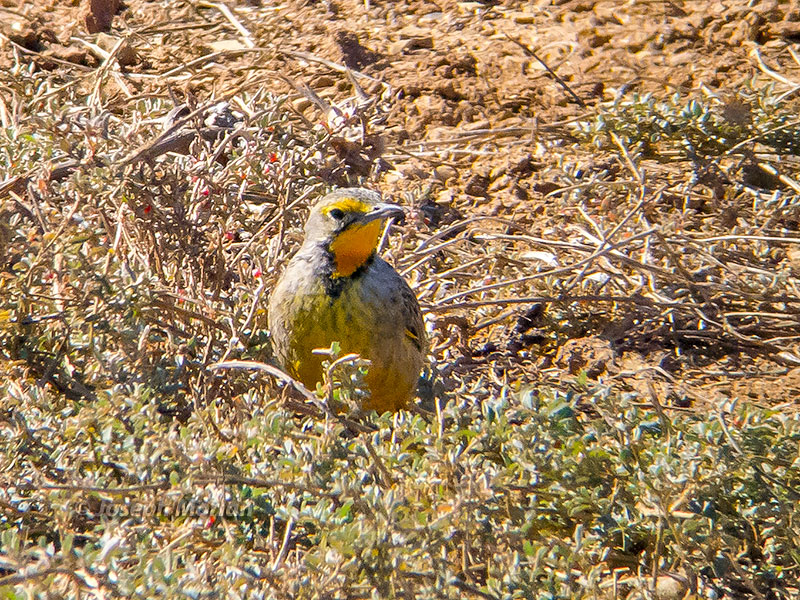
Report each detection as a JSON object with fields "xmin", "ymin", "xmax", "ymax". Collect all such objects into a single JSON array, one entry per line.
[{"xmin": 268, "ymin": 188, "xmax": 427, "ymax": 413}]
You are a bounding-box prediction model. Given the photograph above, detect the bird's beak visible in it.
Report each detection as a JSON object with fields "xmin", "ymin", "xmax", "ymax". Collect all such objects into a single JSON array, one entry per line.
[{"xmin": 360, "ymin": 202, "xmax": 406, "ymax": 225}]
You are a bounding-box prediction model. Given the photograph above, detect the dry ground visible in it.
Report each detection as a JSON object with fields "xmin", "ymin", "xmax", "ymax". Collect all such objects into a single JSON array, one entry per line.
[
  {"xmin": 4, "ymin": 0, "xmax": 800, "ymax": 598},
  {"xmin": 5, "ymin": 0, "xmax": 800, "ymax": 403}
]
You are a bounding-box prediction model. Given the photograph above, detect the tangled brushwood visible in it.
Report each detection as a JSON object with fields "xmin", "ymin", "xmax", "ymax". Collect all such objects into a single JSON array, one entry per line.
[{"xmin": 3, "ymin": 1, "xmax": 800, "ymax": 598}]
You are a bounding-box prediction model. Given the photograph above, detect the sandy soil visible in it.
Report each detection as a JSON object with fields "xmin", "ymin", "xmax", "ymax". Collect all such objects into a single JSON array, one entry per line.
[{"xmin": 5, "ymin": 0, "xmax": 800, "ymax": 405}]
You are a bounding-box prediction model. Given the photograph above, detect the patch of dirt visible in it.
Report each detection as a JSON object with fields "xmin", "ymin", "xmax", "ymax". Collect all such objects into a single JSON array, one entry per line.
[{"xmin": 4, "ymin": 0, "xmax": 800, "ymax": 405}]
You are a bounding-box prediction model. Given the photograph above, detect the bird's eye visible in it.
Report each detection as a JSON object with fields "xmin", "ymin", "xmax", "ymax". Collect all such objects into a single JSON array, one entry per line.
[{"xmin": 329, "ymin": 208, "xmax": 345, "ymax": 220}]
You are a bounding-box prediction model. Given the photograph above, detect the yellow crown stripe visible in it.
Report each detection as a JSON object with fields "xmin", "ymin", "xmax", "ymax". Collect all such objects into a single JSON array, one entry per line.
[{"xmin": 322, "ymin": 198, "xmax": 371, "ymax": 215}]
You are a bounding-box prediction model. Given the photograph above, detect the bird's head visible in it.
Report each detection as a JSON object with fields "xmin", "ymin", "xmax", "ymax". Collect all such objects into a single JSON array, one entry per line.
[{"xmin": 304, "ymin": 188, "xmax": 406, "ymax": 277}]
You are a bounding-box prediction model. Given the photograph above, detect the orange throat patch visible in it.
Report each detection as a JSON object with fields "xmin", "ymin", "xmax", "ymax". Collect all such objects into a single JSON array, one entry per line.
[{"xmin": 329, "ymin": 219, "xmax": 383, "ymax": 277}]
